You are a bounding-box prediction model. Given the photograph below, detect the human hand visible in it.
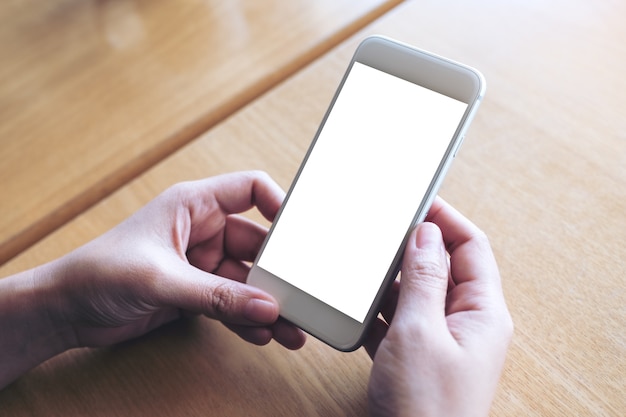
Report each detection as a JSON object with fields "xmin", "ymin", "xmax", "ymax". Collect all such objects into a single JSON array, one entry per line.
[
  {"xmin": 40, "ymin": 171, "xmax": 306, "ymax": 351},
  {"xmin": 364, "ymin": 198, "xmax": 513, "ymax": 417}
]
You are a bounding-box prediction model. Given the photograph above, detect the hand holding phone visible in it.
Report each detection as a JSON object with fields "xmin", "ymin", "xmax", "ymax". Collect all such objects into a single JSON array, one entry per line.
[
  {"xmin": 248, "ymin": 36, "xmax": 485, "ymax": 350},
  {"xmin": 367, "ymin": 199, "xmax": 513, "ymax": 416}
]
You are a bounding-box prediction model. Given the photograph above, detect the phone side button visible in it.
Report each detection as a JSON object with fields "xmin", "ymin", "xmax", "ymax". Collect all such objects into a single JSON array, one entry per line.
[{"xmin": 452, "ymin": 136, "xmax": 465, "ymax": 158}]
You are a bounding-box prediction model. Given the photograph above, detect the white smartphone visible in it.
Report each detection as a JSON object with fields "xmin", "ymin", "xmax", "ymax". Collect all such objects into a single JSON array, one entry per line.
[{"xmin": 248, "ymin": 36, "xmax": 485, "ymax": 351}]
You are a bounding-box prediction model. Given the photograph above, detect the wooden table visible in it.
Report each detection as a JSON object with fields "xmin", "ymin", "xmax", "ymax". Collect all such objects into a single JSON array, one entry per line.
[
  {"xmin": 1, "ymin": 0, "xmax": 625, "ymax": 415},
  {"xmin": 0, "ymin": 0, "xmax": 401, "ymax": 264}
]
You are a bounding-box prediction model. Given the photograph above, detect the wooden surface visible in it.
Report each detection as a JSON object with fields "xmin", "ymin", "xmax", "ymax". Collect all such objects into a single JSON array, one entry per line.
[
  {"xmin": 1, "ymin": 0, "xmax": 625, "ymax": 416},
  {"xmin": 0, "ymin": 0, "xmax": 402, "ymax": 265}
]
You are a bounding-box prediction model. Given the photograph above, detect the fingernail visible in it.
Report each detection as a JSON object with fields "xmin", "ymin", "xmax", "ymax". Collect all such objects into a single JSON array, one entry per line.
[
  {"xmin": 415, "ymin": 222, "xmax": 442, "ymax": 248},
  {"xmin": 244, "ymin": 299, "xmax": 278, "ymax": 324}
]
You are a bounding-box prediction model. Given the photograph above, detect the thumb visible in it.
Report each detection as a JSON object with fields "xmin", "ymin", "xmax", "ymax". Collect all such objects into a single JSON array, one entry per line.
[
  {"xmin": 157, "ymin": 262, "xmax": 280, "ymax": 326},
  {"xmin": 395, "ymin": 222, "xmax": 449, "ymax": 328}
]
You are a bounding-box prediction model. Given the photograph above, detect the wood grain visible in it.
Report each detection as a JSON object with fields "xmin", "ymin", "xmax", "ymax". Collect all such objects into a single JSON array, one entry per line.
[
  {"xmin": 0, "ymin": 0, "xmax": 403, "ymax": 265},
  {"xmin": 1, "ymin": 0, "xmax": 625, "ymax": 415}
]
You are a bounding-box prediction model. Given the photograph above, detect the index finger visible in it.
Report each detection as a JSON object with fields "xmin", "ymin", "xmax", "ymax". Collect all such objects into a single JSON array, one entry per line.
[
  {"xmin": 210, "ymin": 170, "xmax": 286, "ymax": 222},
  {"xmin": 426, "ymin": 197, "xmax": 501, "ymax": 289},
  {"xmin": 425, "ymin": 197, "xmax": 484, "ymax": 253},
  {"xmin": 175, "ymin": 171, "xmax": 284, "ymax": 251}
]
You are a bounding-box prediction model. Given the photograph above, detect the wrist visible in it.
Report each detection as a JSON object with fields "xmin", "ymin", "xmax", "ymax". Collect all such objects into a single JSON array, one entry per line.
[{"xmin": 0, "ymin": 259, "xmax": 76, "ymax": 389}]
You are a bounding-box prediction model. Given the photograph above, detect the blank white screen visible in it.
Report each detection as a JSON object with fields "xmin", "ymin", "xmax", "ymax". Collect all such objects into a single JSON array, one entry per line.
[{"xmin": 257, "ymin": 62, "xmax": 467, "ymax": 322}]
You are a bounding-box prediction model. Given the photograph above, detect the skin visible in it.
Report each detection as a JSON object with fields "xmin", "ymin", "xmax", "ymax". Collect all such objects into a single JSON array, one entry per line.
[
  {"xmin": 0, "ymin": 171, "xmax": 512, "ymax": 417},
  {"xmin": 364, "ymin": 198, "xmax": 513, "ymax": 417},
  {"xmin": 0, "ymin": 171, "xmax": 306, "ymax": 389}
]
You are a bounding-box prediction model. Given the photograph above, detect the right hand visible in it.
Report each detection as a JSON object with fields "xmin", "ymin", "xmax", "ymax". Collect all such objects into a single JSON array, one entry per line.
[{"xmin": 365, "ymin": 198, "xmax": 513, "ymax": 417}]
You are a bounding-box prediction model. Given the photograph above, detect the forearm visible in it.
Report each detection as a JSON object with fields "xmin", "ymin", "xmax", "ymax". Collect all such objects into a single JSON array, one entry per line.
[{"xmin": 0, "ymin": 262, "xmax": 73, "ymax": 389}]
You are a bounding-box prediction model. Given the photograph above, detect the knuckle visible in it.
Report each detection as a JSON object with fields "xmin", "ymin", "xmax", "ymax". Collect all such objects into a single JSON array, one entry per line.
[
  {"xmin": 469, "ymin": 228, "xmax": 493, "ymax": 254},
  {"xmin": 405, "ymin": 252, "xmax": 447, "ymax": 285},
  {"xmin": 474, "ymin": 229, "xmax": 492, "ymax": 250},
  {"xmin": 204, "ymin": 282, "xmax": 238, "ymax": 318},
  {"xmin": 416, "ymin": 256, "xmax": 445, "ymax": 278},
  {"xmin": 154, "ymin": 182, "xmax": 194, "ymax": 213},
  {"xmin": 162, "ymin": 181, "xmax": 191, "ymax": 199}
]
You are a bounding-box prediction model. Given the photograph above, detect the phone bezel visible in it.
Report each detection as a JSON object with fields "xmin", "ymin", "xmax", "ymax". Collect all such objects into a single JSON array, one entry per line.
[{"xmin": 247, "ymin": 35, "xmax": 485, "ymax": 351}]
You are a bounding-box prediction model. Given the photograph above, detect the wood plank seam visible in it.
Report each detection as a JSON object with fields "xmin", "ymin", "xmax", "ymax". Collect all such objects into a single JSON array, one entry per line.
[{"xmin": 0, "ymin": 0, "xmax": 405, "ymax": 266}]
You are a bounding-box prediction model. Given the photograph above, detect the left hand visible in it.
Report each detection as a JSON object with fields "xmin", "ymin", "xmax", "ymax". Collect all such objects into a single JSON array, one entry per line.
[{"xmin": 42, "ymin": 171, "xmax": 306, "ymax": 350}]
